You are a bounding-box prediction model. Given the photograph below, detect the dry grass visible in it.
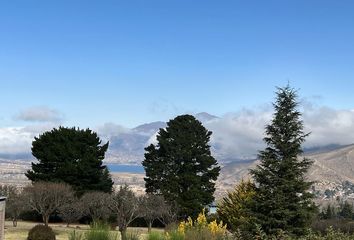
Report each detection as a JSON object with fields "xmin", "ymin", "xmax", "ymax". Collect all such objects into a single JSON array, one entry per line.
[
  {"xmin": 4, "ymin": 221, "xmax": 89, "ymax": 240},
  {"xmin": 4, "ymin": 221, "xmax": 162, "ymax": 240}
]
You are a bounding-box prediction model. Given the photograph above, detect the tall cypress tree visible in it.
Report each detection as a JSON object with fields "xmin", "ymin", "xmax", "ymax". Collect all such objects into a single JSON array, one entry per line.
[
  {"xmin": 250, "ymin": 85, "xmax": 316, "ymax": 235},
  {"xmin": 142, "ymin": 114, "xmax": 220, "ymax": 218}
]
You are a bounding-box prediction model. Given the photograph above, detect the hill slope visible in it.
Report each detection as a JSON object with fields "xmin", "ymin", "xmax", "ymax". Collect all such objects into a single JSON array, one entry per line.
[{"xmin": 216, "ymin": 144, "xmax": 354, "ymax": 199}]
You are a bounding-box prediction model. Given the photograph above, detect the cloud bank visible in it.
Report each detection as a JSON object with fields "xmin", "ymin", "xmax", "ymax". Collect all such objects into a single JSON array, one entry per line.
[
  {"xmin": 0, "ymin": 123, "xmax": 58, "ymax": 157},
  {"xmin": 204, "ymin": 106, "xmax": 354, "ymax": 160},
  {"xmin": 2, "ymin": 104, "xmax": 354, "ymax": 162}
]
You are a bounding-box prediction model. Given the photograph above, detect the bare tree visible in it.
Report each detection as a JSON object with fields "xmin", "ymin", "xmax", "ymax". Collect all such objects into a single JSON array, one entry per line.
[
  {"xmin": 81, "ymin": 191, "xmax": 111, "ymax": 222},
  {"xmin": 22, "ymin": 182, "xmax": 74, "ymax": 226},
  {"xmin": 141, "ymin": 194, "xmax": 166, "ymax": 232},
  {"xmin": 158, "ymin": 201, "xmax": 179, "ymax": 226},
  {"xmin": 7, "ymin": 193, "xmax": 26, "ymax": 227},
  {"xmin": 0, "ymin": 185, "xmax": 26, "ymax": 227},
  {"xmin": 108, "ymin": 185, "xmax": 140, "ymax": 240},
  {"xmin": 58, "ymin": 195, "xmax": 84, "ymax": 227}
]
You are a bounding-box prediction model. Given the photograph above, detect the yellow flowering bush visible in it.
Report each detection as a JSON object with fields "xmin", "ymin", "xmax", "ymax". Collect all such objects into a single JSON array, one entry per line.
[
  {"xmin": 208, "ymin": 220, "xmax": 227, "ymax": 235},
  {"xmin": 177, "ymin": 209, "xmax": 227, "ymax": 239},
  {"xmin": 196, "ymin": 209, "xmax": 208, "ymax": 227}
]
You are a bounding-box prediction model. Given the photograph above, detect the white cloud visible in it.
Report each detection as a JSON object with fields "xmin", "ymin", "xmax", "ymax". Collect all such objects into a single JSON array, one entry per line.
[
  {"xmin": 0, "ymin": 124, "xmax": 57, "ymax": 156},
  {"xmin": 96, "ymin": 122, "xmax": 130, "ymax": 141},
  {"xmin": 15, "ymin": 106, "xmax": 63, "ymax": 123},
  {"xmin": 202, "ymin": 106, "xmax": 354, "ymax": 160},
  {"xmin": 205, "ymin": 109, "xmax": 271, "ymax": 160},
  {"xmin": 0, "ymin": 127, "xmax": 32, "ymax": 155},
  {"xmin": 3, "ymin": 104, "xmax": 354, "ymax": 162},
  {"xmin": 146, "ymin": 131, "xmax": 159, "ymax": 146},
  {"xmin": 304, "ymin": 107, "xmax": 354, "ymax": 147}
]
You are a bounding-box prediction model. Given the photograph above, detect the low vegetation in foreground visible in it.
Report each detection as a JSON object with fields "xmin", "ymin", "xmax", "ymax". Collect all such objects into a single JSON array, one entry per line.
[{"xmin": 7, "ymin": 209, "xmax": 354, "ymax": 240}]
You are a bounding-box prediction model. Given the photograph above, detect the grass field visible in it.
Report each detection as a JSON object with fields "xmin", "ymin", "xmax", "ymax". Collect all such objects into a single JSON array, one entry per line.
[{"xmin": 4, "ymin": 221, "xmax": 151, "ymax": 240}]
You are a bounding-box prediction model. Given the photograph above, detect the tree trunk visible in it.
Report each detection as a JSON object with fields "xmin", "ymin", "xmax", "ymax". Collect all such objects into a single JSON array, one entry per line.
[
  {"xmin": 12, "ymin": 218, "xmax": 17, "ymax": 227},
  {"xmin": 120, "ymin": 228, "xmax": 127, "ymax": 240},
  {"xmin": 43, "ymin": 215, "xmax": 49, "ymax": 226},
  {"xmin": 148, "ymin": 221, "xmax": 152, "ymax": 233}
]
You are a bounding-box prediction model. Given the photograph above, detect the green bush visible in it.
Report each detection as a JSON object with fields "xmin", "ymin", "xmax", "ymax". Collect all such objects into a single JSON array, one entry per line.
[
  {"xmin": 167, "ymin": 230, "xmax": 184, "ymax": 240},
  {"xmin": 68, "ymin": 230, "xmax": 84, "ymax": 240},
  {"xmin": 244, "ymin": 225, "xmax": 354, "ymax": 240},
  {"xmin": 147, "ymin": 231, "xmax": 165, "ymax": 240},
  {"xmin": 312, "ymin": 219, "xmax": 354, "ymax": 234},
  {"xmin": 85, "ymin": 221, "xmax": 118, "ymax": 240},
  {"xmin": 27, "ymin": 225, "xmax": 56, "ymax": 240}
]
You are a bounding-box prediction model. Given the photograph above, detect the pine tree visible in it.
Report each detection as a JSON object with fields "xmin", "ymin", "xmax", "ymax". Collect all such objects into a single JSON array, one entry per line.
[
  {"xmin": 142, "ymin": 114, "xmax": 220, "ymax": 218},
  {"xmin": 339, "ymin": 201, "xmax": 353, "ymax": 219},
  {"xmin": 250, "ymin": 85, "xmax": 317, "ymax": 235},
  {"xmin": 322, "ymin": 204, "xmax": 335, "ymax": 219},
  {"xmin": 26, "ymin": 126, "xmax": 113, "ymax": 195}
]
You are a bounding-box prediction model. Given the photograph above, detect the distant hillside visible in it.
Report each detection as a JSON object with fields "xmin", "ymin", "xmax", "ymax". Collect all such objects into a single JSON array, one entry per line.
[
  {"xmin": 216, "ymin": 144, "xmax": 354, "ymax": 200},
  {"xmin": 307, "ymin": 144, "xmax": 354, "ymax": 184},
  {"xmin": 3, "ymin": 144, "xmax": 354, "ymax": 201}
]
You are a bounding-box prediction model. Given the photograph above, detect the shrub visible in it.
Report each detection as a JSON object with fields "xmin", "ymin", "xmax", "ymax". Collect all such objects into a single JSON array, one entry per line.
[
  {"xmin": 85, "ymin": 221, "xmax": 118, "ymax": 240},
  {"xmin": 240, "ymin": 225, "xmax": 354, "ymax": 240},
  {"xmin": 167, "ymin": 230, "xmax": 184, "ymax": 240},
  {"xmin": 27, "ymin": 225, "xmax": 56, "ymax": 240},
  {"xmin": 68, "ymin": 231, "xmax": 84, "ymax": 240},
  {"xmin": 184, "ymin": 228, "xmax": 214, "ymax": 240},
  {"xmin": 147, "ymin": 231, "xmax": 165, "ymax": 240},
  {"xmin": 177, "ymin": 209, "xmax": 227, "ymax": 240},
  {"xmin": 298, "ymin": 227, "xmax": 354, "ymax": 240},
  {"xmin": 217, "ymin": 179, "xmax": 256, "ymax": 232},
  {"xmin": 312, "ymin": 219, "xmax": 354, "ymax": 234}
]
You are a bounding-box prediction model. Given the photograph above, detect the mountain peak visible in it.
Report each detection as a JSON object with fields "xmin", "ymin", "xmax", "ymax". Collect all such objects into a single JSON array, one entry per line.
[
  {"xmin": 132, "ymin": 121, "xmax": 166, "ymax": 134},
  {"xmin": 195, "ymin": 112, "xmax": 219, "ymax": 122}
]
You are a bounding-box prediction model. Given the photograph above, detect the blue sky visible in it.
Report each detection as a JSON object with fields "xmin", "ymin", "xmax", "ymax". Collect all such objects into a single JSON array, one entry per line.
[{"xmin": 1, "ymin": 0, "xmax": 354, "ymax": 128}]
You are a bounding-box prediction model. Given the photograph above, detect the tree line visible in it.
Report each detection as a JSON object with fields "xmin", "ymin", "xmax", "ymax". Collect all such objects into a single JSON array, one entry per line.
[
  {"xmin": 320, "ymin": 201, "xmax": 354, "ymax": 220},
  {"xmin": 1, "ymin": 84, "xmax": 319, "ymax": 239},
  {"xmin": 0, "ymin": 183, "xmax": 175, "ymax": 240}
]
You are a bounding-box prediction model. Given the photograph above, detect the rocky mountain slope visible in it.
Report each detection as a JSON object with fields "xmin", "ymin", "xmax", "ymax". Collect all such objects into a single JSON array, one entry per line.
[{"xmin": 216, "ymin": 144, "xmax": 354, "ymax": 200}]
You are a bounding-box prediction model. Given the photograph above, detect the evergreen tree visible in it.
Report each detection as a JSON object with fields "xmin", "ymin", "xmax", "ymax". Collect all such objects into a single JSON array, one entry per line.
[
  {"xmin": 26, "ymin": 127, "xmax": 113, "ymax": 194},
  {"xmin": 322, "ymin": 204, "xmax": 335, "ymax": 219},
  {"xmin": 217, "ymin": 179, "xmax": 256, "ymax": 232},
  {"xmin": 339, "ymin": 201, "xmax": 353, "ymax": 219},
  {"xmin": 250, "ymin": 85, "xmax": 317, "ymax": 235},
  {"xmin": 142, "ymin": 114, "xmax": 220, "ymax": 218}
]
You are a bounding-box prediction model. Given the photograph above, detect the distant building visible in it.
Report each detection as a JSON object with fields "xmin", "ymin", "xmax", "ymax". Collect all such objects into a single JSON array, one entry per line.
[
  {"xmin": 0, "ymin": 197, "xmax": 6, "ymax": 240},
  {"xmin": 207, "ymin": 202, "xmax": 217, "ymax": 214}
]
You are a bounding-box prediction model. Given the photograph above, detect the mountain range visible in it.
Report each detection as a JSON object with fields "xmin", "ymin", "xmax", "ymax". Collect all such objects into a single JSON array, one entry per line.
[
  {"xmin": 102, "ymin": 112, "xmax": 354, "ymax": 200},
  {"xmin": 104, "ymin": 112, "xmax": 219, "ymax": 164},
  {"xmin": 2, "ymin": 112, "xmax": 354, "ymax": 200}
]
